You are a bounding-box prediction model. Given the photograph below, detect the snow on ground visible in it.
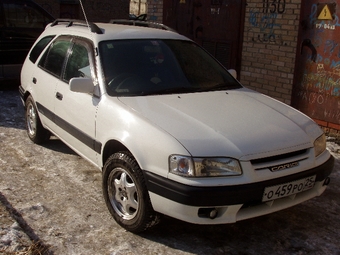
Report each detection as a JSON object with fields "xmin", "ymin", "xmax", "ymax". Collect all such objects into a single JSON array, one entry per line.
[
  {"xmin": 1, "ymin": 139, "xmax": 339, "ymax": 254},
  {"xmin": 1, "ymin": 90, "xmax": 340, "ymax": 254}
]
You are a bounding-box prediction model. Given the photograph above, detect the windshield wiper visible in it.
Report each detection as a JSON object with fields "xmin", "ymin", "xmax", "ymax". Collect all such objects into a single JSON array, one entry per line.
[
  {"xmin": 198, "ymin": 82, "xmax": 241, "ymax": 92},
  {"xmin": 197, "ymin": 83, "xmax": 229, "ymax": 92},
  {"xmin": 113, "ymin": 82, "xmax": 241, "ymax": 97},
  {"xmin": 142, "ymin": 86, "xmax": 195, "ymax": 96}
]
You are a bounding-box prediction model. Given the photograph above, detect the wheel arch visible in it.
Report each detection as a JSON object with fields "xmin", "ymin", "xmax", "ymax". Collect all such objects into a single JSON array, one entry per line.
[
  {"xmin": 22, "ymin": 91, "xmax": 32, "ymax": 107},
  {"xmin": 102, "ymin": 139, "xmax": 132, "ymax": 169}
]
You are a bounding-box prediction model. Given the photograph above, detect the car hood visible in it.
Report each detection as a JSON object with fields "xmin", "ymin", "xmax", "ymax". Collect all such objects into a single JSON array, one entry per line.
[{"xmin": 118, "ymin": 88, "xmax": 319, "ymax": 160}]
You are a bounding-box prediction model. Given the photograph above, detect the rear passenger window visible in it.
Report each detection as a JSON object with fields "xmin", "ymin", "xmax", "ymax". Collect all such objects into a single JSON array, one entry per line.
[
  {"xmin": 29, "ymin": 36, "xmax": 55, "ymax": 63},
  {"xmin": 39, "ymin": 39, "xmax": 71, "ymax": 77}
]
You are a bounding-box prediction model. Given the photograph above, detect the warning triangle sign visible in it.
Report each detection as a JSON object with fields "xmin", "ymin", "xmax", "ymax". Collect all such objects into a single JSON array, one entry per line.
[{"xmin": 318, "ymin": 5, "xmax": 333, "ymax": 20}]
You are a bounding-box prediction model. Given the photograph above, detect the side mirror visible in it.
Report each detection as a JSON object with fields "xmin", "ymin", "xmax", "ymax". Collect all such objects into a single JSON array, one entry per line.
[
  {"xmin": 69, "ymin": 77, "xmax": 94, "ymax": 94},
  {"xmin": 228, "ymin": 69, "xmax": 237, "ymax": 79}
]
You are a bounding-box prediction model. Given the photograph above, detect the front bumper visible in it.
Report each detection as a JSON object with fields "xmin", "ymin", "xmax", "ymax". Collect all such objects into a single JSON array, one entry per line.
[
  {"xmin": 144, "ymin": 155, "xmax": 334, "ymax": 224},
  {"xmin": 144, "ymin": 155, "xmax": 334, "ymax": 207}
]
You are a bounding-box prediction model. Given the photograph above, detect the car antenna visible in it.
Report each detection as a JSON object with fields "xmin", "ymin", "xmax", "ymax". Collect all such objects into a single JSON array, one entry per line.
[
  {"xmin": 77, "ymin": 0, "xmax": 100, "ymax": 92},
  {"xmin": 79, "ymin": 0, "xmax": 91, "ymax": 32}
]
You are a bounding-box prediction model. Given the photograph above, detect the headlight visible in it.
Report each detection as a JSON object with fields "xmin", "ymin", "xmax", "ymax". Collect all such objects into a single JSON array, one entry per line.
[
  {"xmin": 169, "ymin": 155, "xmax": 242, "ymax": 177},
  {"xmin": 314, "ymin": 134, "xmax": 326, "ymax": 157},
  {"xmin": 169, "ymin": 155, "xmax": 194, "ymax": 176}
]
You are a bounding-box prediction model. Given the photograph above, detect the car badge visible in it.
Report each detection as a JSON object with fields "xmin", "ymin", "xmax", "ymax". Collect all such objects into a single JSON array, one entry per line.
[{"xmin": 269, "ymin": 161, "xmax": 300, "ymax": 172}]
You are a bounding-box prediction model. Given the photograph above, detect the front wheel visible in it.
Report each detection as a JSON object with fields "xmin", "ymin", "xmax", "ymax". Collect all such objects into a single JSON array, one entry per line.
[
  {"xmin": 25, "ymin": 95, "xmax": 50, "ymax": 144},
  {"xmin": 102, "ymin": 152, "xmax": 160, "ymax": 233}
]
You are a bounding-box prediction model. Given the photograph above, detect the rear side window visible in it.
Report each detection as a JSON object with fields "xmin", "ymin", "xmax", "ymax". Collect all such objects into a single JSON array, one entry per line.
[
  {"xmin": 39, "ymin": 38, "xmax": 71, "ymax": 77},
  {"xmin": 29, "ymin": 36, "xmax": 55, "ymax": 63}
]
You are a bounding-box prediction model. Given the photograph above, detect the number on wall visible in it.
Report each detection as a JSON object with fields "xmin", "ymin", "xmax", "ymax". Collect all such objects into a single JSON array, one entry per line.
[{"xmin": 263, "ymin": 0, "xmax": 286, "ymax": 14}]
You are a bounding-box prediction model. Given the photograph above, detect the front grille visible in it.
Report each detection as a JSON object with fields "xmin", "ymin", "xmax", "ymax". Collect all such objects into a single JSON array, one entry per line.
[{"xmin": 251, "ymin": 149, "xmax": 309, "ymax": 171}]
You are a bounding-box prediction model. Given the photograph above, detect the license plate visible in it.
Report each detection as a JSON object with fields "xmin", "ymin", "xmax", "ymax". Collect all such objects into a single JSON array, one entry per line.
[{"xmin": 262, "ymin": 175, "xmax": 316, "ymax": 202}]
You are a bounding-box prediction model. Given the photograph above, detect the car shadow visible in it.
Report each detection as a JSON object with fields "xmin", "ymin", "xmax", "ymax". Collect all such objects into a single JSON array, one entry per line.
[
  {"xmin": 0, "ymin": 88, "xmax": 78, "ymax": 156},
  {"xmin": 139, "ymin": 167, "xmax": 340, "ymax": 254},
  {"xmin": 140, "ymin": 215, "xmax": 286, "ymax": 254},
  {"xmin": 43, "ymin": 137, "xmax": 78, "ymax": 156}
]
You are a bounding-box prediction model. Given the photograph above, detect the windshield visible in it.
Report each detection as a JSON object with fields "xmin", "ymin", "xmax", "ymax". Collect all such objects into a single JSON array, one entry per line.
[{"xmin": 99, "ymin": 39, "xmax": 242, "ymax": 96}]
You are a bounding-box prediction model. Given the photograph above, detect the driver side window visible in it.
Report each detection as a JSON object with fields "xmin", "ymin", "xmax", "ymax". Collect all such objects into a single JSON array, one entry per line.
[{"xmin": 64, "ymin": 43, "xmax": 91, "ymax": 82}]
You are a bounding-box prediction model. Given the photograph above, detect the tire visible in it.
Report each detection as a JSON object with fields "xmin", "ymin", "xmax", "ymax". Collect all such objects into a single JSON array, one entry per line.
[
  {"xmin": 25, "ymin": 95, "xmax": 50, "ymax": 144},
  {"xmin": 102, "ymin": 152, "xmax": 160, "ymax": 233}
]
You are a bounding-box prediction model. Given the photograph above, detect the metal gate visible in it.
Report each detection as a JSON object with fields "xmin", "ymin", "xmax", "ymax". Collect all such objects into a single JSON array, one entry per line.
[
  {"xmin": 292, "ymin": 0, "xmax": 340, "ymax": 129},
  {"xmin": 163, "ymin": 0, "xmax": 245, "ymax": 72}
]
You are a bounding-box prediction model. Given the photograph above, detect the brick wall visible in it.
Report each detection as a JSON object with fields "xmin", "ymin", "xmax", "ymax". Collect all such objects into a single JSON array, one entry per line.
[
  {"xmin": 240, "ymin": 0, "xmax": 301, "ymax": 105},
  {"xmin": 145, "ymin": 0, "xmax": 301, "ymax": 105},
  {"xmin": 147, "ymin": 0, "xmax": 163, "ymax": 22},
  {"xmin": 317, "ymin": 119, "xmax": 340, "ymax": 141}
]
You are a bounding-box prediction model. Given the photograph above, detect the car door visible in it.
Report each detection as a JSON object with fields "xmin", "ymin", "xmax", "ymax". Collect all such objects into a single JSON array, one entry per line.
[
  {"xmin": 53, "ymin": 38, "xmax": 99, "ymax": 164},
  {"xmin": 29, "ymin": 36, "xmax": 72, "ymax": 131}
]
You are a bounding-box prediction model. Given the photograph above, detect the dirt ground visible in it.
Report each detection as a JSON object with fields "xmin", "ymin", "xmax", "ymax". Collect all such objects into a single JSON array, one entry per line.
[{"xmin": 1, "ymin": 89, "xmax": 340, "ymax": 255}]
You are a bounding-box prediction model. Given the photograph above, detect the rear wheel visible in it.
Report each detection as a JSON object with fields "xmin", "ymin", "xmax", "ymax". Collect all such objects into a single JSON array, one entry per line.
[
  {"xmin": 25, "ymin": 95, "xmax": 50, "ymax": 144},
  {"xmin": 102, "ymin": 152, "xmax": 160, "ymax": 233}
]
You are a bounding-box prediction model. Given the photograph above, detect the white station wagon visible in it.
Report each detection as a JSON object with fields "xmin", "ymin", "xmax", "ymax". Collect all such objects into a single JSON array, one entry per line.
[{"xmin": 20, "ymin": 19, "xmax": 334, "ymax": 233}]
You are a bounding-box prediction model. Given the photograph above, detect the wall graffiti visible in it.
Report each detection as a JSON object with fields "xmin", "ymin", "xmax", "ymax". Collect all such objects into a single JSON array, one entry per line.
[
  {"xmin": 297, "ymin": 87, "xmax": 340, "ymax": 122},
  {"xmin": 248, "ymin": 7, "xmax": 283, "ymax": 45},
  {"xmin": 324, "ymin": 39, "xmax": 340, "ymax": 57},
  {"xmin": 301, "ymin": 62, "xmax": 340, "ymax": 97},
  {"xmin": 298, "ymin": 3, "xmax": 340, "ymax": 101},
  {"xmin": 294, "ymin": 3, "xmax": 340, "ymax": 124}
]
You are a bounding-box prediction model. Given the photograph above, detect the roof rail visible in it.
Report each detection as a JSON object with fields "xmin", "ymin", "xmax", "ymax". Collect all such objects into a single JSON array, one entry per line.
[
  {"xmin": 51, "ymin": 19, "xmax": 103, "ymax": 34},
  {"xmin": 109, "ymin": 20, "xmax": 176, "ymax": 32}
]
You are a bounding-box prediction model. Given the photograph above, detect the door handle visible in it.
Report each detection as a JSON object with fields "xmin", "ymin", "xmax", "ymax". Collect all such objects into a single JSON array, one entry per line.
[
  {"xmin": 301, "ymin": 39, "xmax": 317, "ymax": 62},
  {"xmin": 56, "ymin": 92, "xmax": 63, "ymax": 100},
  {"xmin": 32, "ymin": 77, "xmax": 37, "ymax": 84}
]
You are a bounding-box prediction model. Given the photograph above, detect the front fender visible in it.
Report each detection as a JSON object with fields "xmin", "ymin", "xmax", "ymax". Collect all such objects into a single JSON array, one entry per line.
[{"xmin": 96, "ymin": 96, "xmax": 189, "ymax": 178}]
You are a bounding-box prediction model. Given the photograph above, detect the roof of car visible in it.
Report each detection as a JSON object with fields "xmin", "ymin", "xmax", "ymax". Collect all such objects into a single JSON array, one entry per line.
[{"xmin": 44, "ymin": 19, "xmax": 189, "ymax": 43}]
